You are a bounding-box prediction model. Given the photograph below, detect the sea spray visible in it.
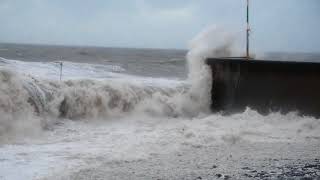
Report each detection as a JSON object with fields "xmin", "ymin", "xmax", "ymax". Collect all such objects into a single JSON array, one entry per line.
[
  {"xmin": 56, "ymin": 79, "xmax": 173, "ymax": 119},
  {"xmin": 186, "ymin": 25, "xmax": 236, "ymax": 114},
  {"xmin": 0, "ymin": 69, "xmax": 42, "ymax": 142},
  {"xmin": 133, "ymin": 26, "xmax": 237, "ymax": 117},
  {"xmin": 0, "ymin": 26, "xmax": 237, "ymax": 140}
]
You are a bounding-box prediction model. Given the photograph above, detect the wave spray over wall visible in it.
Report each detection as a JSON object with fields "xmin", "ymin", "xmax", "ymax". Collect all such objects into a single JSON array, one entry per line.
[
  {"xmin": 4, "ymin": 26, "xmax": 317, "ymax": 146},
  {"xmin": 0, "ymin": 27, "xmax": 236, "ymax": 142},
  {"xmin": 1, "ymin": 27, "xmax": 320, "ymax": 180}
]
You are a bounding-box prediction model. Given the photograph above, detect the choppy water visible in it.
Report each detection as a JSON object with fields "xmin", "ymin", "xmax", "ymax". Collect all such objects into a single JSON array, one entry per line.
[
  {"xmin": 0, "ymin": 43, "xmax": 188, "ymax": 78},
  {"xmin": 0, "ymin": 35, "xmax": 319, "ymax": 180}
]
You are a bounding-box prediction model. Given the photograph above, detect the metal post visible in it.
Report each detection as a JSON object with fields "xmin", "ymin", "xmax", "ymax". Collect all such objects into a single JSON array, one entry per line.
[
  {"xmin": 246, "ymin": 0, "xmax": 250, "ymax": 59},
  {"xmin": 59, "ymin": 61, "xmax": 63, "ymax": 81}
]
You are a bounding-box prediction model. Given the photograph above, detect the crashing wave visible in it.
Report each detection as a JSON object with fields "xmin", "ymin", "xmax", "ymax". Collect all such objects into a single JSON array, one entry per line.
[{"xmin": 0, "ymin": 26, "xmax": 237, "ymax": 139}]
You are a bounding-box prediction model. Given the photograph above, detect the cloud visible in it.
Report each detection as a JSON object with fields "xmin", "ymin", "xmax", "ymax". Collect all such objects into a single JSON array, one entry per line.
[{"xmin": 0, "ymin": 0, "xmax": 319, "ymax": 52}]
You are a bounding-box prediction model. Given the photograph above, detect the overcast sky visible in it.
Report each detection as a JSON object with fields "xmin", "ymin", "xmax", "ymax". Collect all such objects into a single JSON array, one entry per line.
[{"xmin": 0, "ymin": 0, "xmax": 319, "ymax": 53}]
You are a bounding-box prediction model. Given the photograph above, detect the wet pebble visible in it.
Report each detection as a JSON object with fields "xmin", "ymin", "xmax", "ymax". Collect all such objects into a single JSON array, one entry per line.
[
  {"xmin": 211, "ymin": 165, "xmax": 218, "ymax": 169},
  {"xmin": 241, "ymin": 167, "xmax": 251, "ymax": 170},
  {"xmin": 223, "ymin": 175, "xmax": 231, "ymax": 180}
]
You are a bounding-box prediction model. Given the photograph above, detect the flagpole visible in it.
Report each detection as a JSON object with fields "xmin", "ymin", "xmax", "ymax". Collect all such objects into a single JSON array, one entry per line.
[{"xmin": 246, "ymin": 0, "xmax": 250, "ymax": 59}]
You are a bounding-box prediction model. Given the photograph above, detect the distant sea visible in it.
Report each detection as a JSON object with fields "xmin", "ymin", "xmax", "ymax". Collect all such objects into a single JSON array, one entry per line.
[
  {"xmin": 1, "ymin": 43, "xmax": 319, "ymax": 79},
  {"xmin": 0, "ymin": 43, "xmax": 188, "ymax": 79}
]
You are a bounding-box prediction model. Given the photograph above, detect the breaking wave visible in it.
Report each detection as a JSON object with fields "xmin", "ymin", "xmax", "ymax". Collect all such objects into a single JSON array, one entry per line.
[
  {"xmin": 0, "ymin": 44, "xmax": 213, "ymax": 139},
  {"xmin": 0, "ymin": 65, "xmax": 191, "ymax": 141},
  {"xmin": 0, "ymin": 26, "xmax": 248, "ymax": 141}
]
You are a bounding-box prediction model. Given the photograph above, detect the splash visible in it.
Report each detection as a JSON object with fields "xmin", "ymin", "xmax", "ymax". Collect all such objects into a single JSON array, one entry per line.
[
  {"xmin": 0, "ymin": 26, "xmax": 238, "ymax": 141},
  {"xmin": 0, "ymin": 70, "xmax": 43, "ymax": 142},
  {"xmin": 186, "ymin": 25, "xmax": 236, "ymax": 114}
]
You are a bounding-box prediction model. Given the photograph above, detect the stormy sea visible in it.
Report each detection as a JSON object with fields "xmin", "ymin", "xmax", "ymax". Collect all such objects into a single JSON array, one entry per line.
[{"xmin": 0, "ymin": 30, "xmax": 320, "ymax": 179}]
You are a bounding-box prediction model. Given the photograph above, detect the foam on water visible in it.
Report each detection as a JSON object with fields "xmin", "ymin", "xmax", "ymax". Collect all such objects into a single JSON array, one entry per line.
[
  {"xmin": 0, "ymin": 57, "xmax": 125, "ymax": 80},
  {"xmin": 0, "ymin": 26, "xmax": 319, "ymax": 180},
  {"xmin": 0, "ymin": 66, "xmax": 185, "ymax": 139},
  {"xmin": 1, "ymin": 107, "xmax": 319, "ymax": 179},
  {"xmin": 0, "ymin": 55, "xmax": 192, "ymax": 142},
  {"xmin": 1, "ymin": 27, "xmax": 232, "ymax": 140},
  {"xmin": 0, "ymin": 26, "xmax": 319, "ymax": 143}
]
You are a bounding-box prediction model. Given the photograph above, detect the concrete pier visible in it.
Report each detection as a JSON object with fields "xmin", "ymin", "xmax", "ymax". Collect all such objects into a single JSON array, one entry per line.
[{"xmin": 206, "ymin": 58, "xmax": 320, "ymax": 117}]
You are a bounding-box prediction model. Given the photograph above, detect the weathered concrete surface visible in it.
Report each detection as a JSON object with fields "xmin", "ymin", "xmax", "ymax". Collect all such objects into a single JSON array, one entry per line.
[{"xmin": 206, "ymin": 58, "xmax": 320, "ymax": 117}]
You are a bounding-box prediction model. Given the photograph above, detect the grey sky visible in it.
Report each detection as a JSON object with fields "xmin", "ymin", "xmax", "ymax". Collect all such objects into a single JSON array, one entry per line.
[{"xmin": 0, "ymin": 0, "xmax": 319, "ymax": 52}]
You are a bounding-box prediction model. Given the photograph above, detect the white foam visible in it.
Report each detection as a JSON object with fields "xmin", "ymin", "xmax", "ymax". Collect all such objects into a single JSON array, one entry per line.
[
  {"xmin": 0, "ymin": 57, "xmax": 125, "ymax": 80},
  {"xmin": 0, "ymin": 27, "xmax": 319, "ymax": 180},
  {"xmin": 1, "ymin": 109, "xmax": 319, "ymax": 179},
  {"xmin": 0, "ymin": 26, "xmax": 241, "ymax": 140}
]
